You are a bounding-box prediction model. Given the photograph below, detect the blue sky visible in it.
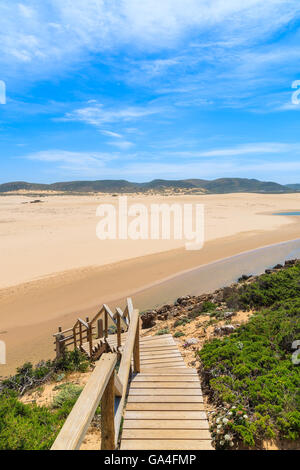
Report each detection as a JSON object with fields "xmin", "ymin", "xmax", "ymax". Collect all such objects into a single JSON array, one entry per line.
[{"xmin": 1, "ymin": 1, "xmax": 300, "ymax": 184}]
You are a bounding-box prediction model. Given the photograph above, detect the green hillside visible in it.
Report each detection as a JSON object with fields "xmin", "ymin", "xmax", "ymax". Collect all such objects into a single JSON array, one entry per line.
[{"xmin": 0, "ymin": 178, "xmax": 297, "ymax": 194}]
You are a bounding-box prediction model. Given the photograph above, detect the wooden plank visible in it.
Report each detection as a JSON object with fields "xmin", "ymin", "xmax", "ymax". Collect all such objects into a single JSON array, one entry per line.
[
  {"xmin": 140, "ymin": 334, "xmax": 173, "ymax": 341},
  {"xmin": 129, "ymin": 388, "xmax": 202, "ymax": 396},
  {"xmin": 121, "ymin": 440, "xmax": 213, "ymax": 450},
  {"xmin": 141, "ymin": 344, "xmax": 177, "ymax": 348},
  {"xmin": 140, "ymin": 363, "xmax": 187, "ymax": 369},
  {"xmin": 122, "ymin": 429, "xmax": 211, "ymax": 440},
  {"xmin": 140, "ymin": 342, "xmax": 178, "ymax": 346},
  {"xmin": 124, "ymin": 411, "xmax": 207, "ymax": 420},
  {"xmin": 137, "ymin": 369, "xmax": 198, "ymax": 375},
  {"xmin": 127, "ymin": 395, "xmax": 203, "ymax": 403},
  {"xmin": 126, "ymin": 403, "xmax": 206, "ymax": 411},
  {"xmin": 51, "ymin": 353, "xmax": 117, "ymax": 450},
  {"xmin": 123, "ymin": 419, "xmax": 209, "ymax": 429},
  {"xmin": 140, "ymin": 348, "xmax": 180, "ymax": 354},
  {"xmin": 140, "ymin": 353, "xmax": 182, "ymax": 360},
  {"xmin": 140, "ymin": 359, "xmax": 185, "ymax": 365},
  {"xmin": 130, "ymin": 382, "xmax": 201, "ymax": 389},
  {"xmin": 132, "ymin": 376, "xmax": 199, "ymax": 382}
]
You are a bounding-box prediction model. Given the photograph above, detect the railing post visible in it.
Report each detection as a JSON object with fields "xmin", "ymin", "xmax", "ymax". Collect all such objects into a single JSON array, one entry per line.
[
  {"xmin": 97, "ymin": 319, "xmax": 104, "ymax": 339},
  {"xmin": 133, "ymin": 317, "xmax": 140, "ymax": 373},
  {"xmin": 73, "ymin": 326, "xmax": 77, "ymax": 349},
  {"xmin": 104, "ymin": 311, "xmax": 108, "ymax": 339},
  {"xmin": 101, "ymin": 372, "xmax": 115, "ymax": 450},
  {"xmin": 55, "ymin": 327, "xmax": 65, "ymax": 360},
  {"xmin": 87, "ymin": 323, "xmax": 93, "ymax": 359},
  {"xmin": 79, "ymin": 322, "xmax": 82, "ymax": 348},
  {"xmin": 117, "ymin": 315, "xmax": 121, "ymax": 349}
]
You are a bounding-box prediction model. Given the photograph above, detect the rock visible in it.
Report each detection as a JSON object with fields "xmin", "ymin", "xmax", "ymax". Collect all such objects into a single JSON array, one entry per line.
[
  {"xmin": 184, "ymin": 338, "xmax": 199, "ymax": 346},
  {"xmin": 273, "ymin": 264, "xmax": 283, "ymax": 269},
  {"xmin": 285, "ymin": 259, "xmax": 298, "ymax": 267},
  {"xmin": 141, "ymin": 311, "xmax": 157, "ymax": 329},
  {"xmin": 238, "ymin": 274, "xmax": 252, "ymax": 282},
  {"xmin": 157, "ymin": 304, "xmax": 172, "ymax": 314},
  {"xmin": 214, "ymin": 325, "xmax": 236, "ymax": 336},
  {"xmin": 176, "ymin": 295, "xmax": 191, "ymax": 305},
  {"xmin": 223, "ymin": 311, "xmax": 235, "ymax": 319}
]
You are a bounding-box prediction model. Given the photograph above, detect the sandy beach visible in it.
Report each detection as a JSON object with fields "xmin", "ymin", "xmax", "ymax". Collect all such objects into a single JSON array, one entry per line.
[{"xmin": 1, "ymin": 192, "xmax": 300, "ymax": 375}]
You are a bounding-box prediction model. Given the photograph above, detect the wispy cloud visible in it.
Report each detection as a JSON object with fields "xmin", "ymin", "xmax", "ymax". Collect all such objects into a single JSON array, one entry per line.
[
  {"xmin": 25, "ymin": 149, "xmax": 117, "ymax": 170},
  {"xmin": 20, "ymin": 142, "xmax": 300, "ymax": 183},
  {"xmin": 101, "ymin": 130, "xmax": 123, "ymax": 138},
  {"xmin": 61, "ymin": 102, "xmax": 161, "ymax": 127}
]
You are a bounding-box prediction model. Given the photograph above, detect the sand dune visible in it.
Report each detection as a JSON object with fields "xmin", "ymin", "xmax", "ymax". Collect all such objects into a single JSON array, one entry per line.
[{"xmin": 0, "ymin": 193, "xmax": 300, "ymax": 375}]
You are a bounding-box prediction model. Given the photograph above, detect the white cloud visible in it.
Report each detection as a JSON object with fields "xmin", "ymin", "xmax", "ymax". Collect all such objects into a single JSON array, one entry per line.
[
  {"xmin": 19, "ymin": 142, "xmax": 300, "ymax": 183},
  {"xmin": 1, "ymin": 1, "xmax": 300, "ymax": 79},
  {"xmin": 101, "ymin": 130, "xmax": 123, "ymax": 138},
  {"xmin": 108, "ymin": 140, "xmax": 134, "ymax": 150},
  {"xmin": 25, "ymin": 149, "xmax": 116, "ymax": 167},
  {"xmin": 164, "ymin": 142, "xmax": 300, "ymax": 158},
  {"xmin": 62, "ymin": 102, "xmax": 161, "ymax": 127}
]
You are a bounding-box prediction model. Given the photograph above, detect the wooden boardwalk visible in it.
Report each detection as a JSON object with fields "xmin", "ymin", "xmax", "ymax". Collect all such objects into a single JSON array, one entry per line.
[
  {"xmin": 120, "ymin": 334, "xmax": 212, "ymax": 450},
  {"xmin": 52, "ymin": 304, "xmax": 213, "ymax": 451}
]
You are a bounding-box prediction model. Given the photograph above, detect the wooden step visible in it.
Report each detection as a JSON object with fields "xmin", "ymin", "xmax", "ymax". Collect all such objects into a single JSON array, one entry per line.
[
  {"xmin": 120, "ymin": 333, "xmax": 212, "ymax": 451},
  {"xmin": 121, "ymin": 440, "xmax": 213, "ymax": 450}
]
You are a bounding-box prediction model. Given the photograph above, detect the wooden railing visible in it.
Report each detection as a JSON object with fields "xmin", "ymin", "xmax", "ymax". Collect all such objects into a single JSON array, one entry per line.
[
  {"xmin": 53, "ymin": 299, "xmax": 132, "ymax": 360},
  {"xmin": 51, "ymin": 307, "xmax": 140, "ymax": 450}
]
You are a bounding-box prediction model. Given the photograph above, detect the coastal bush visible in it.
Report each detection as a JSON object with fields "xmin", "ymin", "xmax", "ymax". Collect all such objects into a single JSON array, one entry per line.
[
  {"xmin": 201, "ymin": 301, "xmax": 216, "ymax": 313},
  {"xmin": 52, "ymin": 383, "xmax": 83, "ymax": 410},
  {"xmin": 0, "ymin": 351, "xmax": 91, "ymax": 450},
  {"xmin": 0, "ymin": 391, "xmax": 63, "ymax": 450},
  {"xmin": 224, "ymin": 264, "xmax": 300, "ymax": 310},
  {"xmin": 0, "ymin": 349, "xmax": 90, "ymax": 396},
  {"xmin": 199, "ymin": 293, "xmax": 300, "ymax": 448},
  {"xmin": 174, "ymin": 331, "xmax": 185, "ymax": 338},
  {"xmin": 156, "ymin": 328, "xmax": 170, "ymax": 336}
]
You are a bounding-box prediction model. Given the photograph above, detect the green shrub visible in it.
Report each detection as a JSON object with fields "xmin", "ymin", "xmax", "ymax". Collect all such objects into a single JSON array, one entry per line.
[
  {"xmin": 226, "ymin": 264, "xmax": 300, "ymax": 310},
  {"xmin": 52, "ymin": 383, "xmax": 83, "ymax": 410},
  {"xmin": 201, "ymin": 301, "xmax": 216, "ymax": 313},
  {"xmin": 156, "ymin": 328, "xmax": 170, "ymax": 336},
  {"xmin": 199, "ymin": 295, "xmax": 300, "ymax": 447},
  {"xmin": 174, "ymin": 317, "xmax": 191, "ymax": 327},
  {"xmin": 1, "ymin": 350, "xmax": 90, "ymax": 396},
  {"xmin": 0, "ymin": 391, "xmax": 63, "ymax": 450},
  {"xmin": 174, "ymin": 331, "xmax": 185, "ymax": 338}
]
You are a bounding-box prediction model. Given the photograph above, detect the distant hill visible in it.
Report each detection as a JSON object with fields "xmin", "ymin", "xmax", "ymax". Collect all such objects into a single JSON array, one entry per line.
[
  {"xmin": 0, "ymin": 178, "xmax": 298, "ymax": 194},
  {"xmin": 286, "ymin": 183, "xmax": 300, "ymax": 190}
]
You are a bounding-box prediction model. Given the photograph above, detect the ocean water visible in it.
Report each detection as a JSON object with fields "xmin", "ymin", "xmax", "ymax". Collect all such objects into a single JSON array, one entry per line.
[
  {"xmin": 131, "ymin": 238, "xmax": 300, "ymax": 311},
  {"xmin": 274, "ymin": 212, "xmax": 300, "ymax": 216}
]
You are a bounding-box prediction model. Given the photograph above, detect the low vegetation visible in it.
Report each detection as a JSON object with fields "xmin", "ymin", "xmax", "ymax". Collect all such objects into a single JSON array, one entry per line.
[
  {"xmin": 200, "ymin": 265, "xmax": 300, "ymax": 449},
  {"xmin": 0, "ymin": 350, "xmax": 90, "ymax": 450}
]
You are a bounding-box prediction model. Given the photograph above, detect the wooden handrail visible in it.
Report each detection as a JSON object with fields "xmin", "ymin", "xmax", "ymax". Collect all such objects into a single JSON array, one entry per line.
[
  {"xmin": 53, "ymin": 298, "xmax": 133, "ymax": 360},
  {"xmin": 51, "ymin": 353, "xmax": 118, "ymax": 450},
  {"xmin": 51, "ymin": 302, "xmax": 140, "ymax": 450},
  {"xmin": 75, "ymin": 318, "xmax": 89, "ymax": 329}
]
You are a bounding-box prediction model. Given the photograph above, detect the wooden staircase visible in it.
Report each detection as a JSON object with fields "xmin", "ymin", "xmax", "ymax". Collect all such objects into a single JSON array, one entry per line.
[
  {"xmin": 52, "ymin": 304, "xmax": 213, "ymax": 451},
  {"xmin": 120, "ymin": 334, "xmax": 212, "ymax": 450}
]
